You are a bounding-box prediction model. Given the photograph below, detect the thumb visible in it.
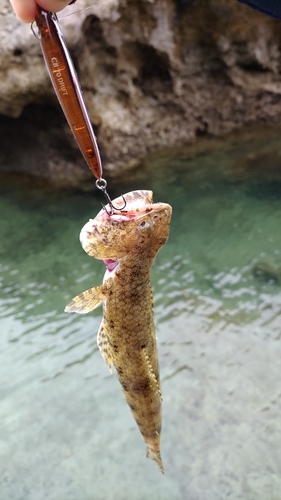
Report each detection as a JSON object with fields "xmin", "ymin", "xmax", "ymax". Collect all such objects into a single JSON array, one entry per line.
[{"xmin": 10, "ymin": 0, "xmax": 73, "ymax": 23}]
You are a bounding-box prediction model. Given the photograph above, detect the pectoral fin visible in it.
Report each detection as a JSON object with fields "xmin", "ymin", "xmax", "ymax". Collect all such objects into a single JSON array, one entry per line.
[
  {"xmin": 65, "ymin": 285, "xmax": 105, "ymax": 314},
  {"xmin": 97, "ymin": 320, "xmax": 113, "ymax": 372},
  {"xmin": 142, "ymin": 348, "xmax": 162, "ymax": 400}
]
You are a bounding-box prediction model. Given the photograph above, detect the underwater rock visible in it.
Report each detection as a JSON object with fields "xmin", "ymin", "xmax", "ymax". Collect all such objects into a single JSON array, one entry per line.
[
  {"xmin": 253, "ymin": 256, "xmax": 281, "ymax": 283},
  {"xmin": 1, "ymin": 0, "xmax": 281, "ymax": 183}
]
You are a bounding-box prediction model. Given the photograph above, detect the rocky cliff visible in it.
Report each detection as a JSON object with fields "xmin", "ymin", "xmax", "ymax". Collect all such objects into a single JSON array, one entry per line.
[{"xmin": 1, "ymin": 0, "xmax": 281, "ymax": 185}]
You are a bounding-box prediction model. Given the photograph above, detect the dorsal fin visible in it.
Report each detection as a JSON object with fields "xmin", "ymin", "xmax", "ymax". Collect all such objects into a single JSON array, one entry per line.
[{"xmin": 142, "ymin": 348, "xmax": 162, "ymax": 400}]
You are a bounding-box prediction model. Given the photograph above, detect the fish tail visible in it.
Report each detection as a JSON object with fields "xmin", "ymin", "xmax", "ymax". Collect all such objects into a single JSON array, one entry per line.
[{"xmin": 146, "ymin": 446, "xmax": 165, "ymax": 474}]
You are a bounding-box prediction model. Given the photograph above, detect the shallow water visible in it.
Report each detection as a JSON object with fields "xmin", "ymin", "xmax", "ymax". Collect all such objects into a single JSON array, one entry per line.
[{"xmin": 1, "ymin": 124, "xmax": 281, "ymax": 500}]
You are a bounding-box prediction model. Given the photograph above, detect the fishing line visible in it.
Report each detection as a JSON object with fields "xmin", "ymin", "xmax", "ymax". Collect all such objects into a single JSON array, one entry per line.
[
  {"xmin": 31, "ymin": 1, "xmax": 107, "ymax": 36},
  {"xmin": 58, "ymin": 0, "xmax": 108, "ymax": 20}
]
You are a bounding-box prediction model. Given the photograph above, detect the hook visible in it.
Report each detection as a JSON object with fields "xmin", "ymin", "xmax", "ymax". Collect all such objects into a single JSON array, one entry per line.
[
  {"xmin": 95, "ymin": 179, "xmax": 126, "ymax": 216},
  {"xmin": 31, "ymin": 20, "xmax": 40, "ymax": 39}
]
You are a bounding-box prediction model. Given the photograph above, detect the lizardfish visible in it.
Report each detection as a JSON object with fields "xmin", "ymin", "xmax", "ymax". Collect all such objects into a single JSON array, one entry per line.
[{"xmin": 65, "ymin": 190, "xmax": 172, "ymax": 473}]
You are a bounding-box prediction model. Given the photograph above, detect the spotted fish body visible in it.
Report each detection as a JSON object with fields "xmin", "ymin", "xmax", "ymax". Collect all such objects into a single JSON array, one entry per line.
[{"xmin": 65, "ymin": 190, "xmax": 172, "ymax": 473}]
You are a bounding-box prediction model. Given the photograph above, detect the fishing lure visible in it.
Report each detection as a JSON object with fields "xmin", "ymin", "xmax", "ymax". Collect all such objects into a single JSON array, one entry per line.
[
  {"xmin": 34, "ymin": 5, "xmax": 125, "ymax": 212},
  {"xmin": 34, "ymin": 6, "xmax": 102, "ymax": 180}
]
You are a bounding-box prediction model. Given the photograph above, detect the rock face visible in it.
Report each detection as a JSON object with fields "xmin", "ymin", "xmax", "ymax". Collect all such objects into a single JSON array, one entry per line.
[{"xmin": 1, "ymin": 0, "xmax": 281, "ymax": 184}]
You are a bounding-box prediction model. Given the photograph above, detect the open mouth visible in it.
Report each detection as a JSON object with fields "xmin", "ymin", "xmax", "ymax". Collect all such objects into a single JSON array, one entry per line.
[{"xmin": 103, "ymin": 258, "xmax": 119, "ymax": 272}]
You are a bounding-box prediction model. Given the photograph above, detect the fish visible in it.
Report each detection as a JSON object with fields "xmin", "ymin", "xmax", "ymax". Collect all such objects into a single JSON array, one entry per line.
[{"xmin": 65, "ymin": 190, "xmax": 172, "ymax": 473}]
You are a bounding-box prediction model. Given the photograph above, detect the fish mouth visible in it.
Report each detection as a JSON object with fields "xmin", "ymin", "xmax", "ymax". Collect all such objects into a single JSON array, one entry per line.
[
  {"xmin": 107, "ymin": 202, "xmax": 171, "ymax": 222},
  {"xmin": 103, "ymin": 258, "xmax": 119, "ymax": 272},
  {"xmin": 93, "ymin": 190, "xmax": 156, "ymax": 223}
]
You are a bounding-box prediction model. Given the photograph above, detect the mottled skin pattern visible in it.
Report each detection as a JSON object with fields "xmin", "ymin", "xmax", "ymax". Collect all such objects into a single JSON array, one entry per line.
[{"xmin": 65, "ymin": 191, "xmax": 172, "ymax": 473}]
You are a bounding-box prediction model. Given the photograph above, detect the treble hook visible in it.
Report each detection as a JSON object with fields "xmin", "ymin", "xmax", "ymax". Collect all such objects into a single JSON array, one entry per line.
[{"xmin": 95, "ymin": 179, "xmax": 127, "ymax": 216}]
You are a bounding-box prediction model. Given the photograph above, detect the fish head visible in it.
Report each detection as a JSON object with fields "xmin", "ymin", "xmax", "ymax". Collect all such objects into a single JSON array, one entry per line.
[{"xmin": 80, "ymin": 190, "xmax": 172, "ymax": 260}]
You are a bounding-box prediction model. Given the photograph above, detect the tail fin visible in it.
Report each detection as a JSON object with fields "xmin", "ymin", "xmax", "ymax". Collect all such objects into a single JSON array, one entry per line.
[{"xmin": 146, "ymin": 447, "xmax": 165, "ymax": 474}]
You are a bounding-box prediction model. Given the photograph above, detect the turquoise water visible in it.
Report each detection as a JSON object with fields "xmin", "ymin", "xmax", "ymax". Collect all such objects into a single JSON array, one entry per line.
[{"xmin": 1, "ymin": 124, "xmax": 281, "ymax": 499}]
